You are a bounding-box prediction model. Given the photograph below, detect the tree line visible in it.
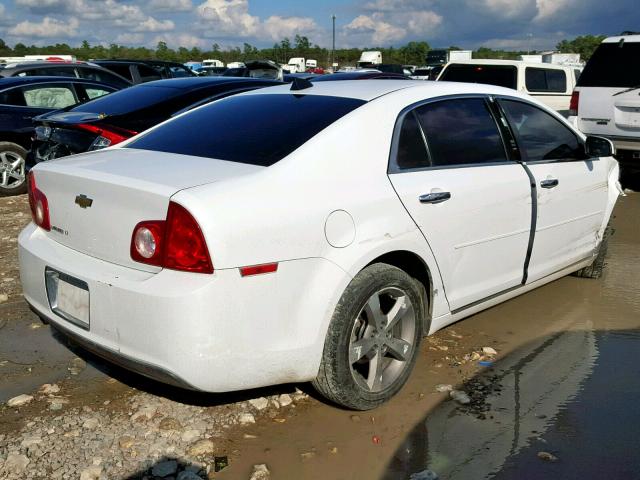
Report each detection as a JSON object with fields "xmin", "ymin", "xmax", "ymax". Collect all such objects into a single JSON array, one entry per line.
[{"xmin": 0, "ymin": 35, "xmax": 606, "ymax": 67}]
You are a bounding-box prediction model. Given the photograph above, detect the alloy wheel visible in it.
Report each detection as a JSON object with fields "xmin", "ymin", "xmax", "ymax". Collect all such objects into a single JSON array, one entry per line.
[{"xmin": 0, "ymin": 151, "xmax": 26, "ymax": 190}]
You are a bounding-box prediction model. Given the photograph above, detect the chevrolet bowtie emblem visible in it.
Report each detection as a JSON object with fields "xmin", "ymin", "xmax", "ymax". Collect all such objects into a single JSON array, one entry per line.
[{"xmin": 75, "ymin": 194, "xmax": 93, "ymax": 209}]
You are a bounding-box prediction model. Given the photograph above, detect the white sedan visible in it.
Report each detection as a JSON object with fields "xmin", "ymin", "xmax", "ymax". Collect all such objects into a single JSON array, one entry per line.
[{"xmin": 19, "ymin": 80, "xmax": 620, "ymax": 410}]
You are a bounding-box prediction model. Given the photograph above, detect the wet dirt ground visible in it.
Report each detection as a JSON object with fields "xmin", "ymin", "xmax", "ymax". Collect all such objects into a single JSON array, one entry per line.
[{"xmin": 0, "ymin": 192, "xmax": 638, "ymax": 479}]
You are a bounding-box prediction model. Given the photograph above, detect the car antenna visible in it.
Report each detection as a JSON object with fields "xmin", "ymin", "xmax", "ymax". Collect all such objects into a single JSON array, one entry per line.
[{"xmin": 290, "ymin": 77, "xmax": 313, "ymax": 91}]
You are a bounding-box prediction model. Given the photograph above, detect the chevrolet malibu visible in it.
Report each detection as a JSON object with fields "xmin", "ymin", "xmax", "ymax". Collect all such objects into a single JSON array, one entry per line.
[{"xmin": 19, "ymin": 81, "xmax": 620, "ymax": 410}]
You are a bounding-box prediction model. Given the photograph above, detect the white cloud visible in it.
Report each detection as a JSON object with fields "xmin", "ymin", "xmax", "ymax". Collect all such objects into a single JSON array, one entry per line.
[
  {"xmin": 8, "ymin": 16, "xmax": 80, "ymax": 38},
  {"xmin": 263, "ymin": 15, "xmax": 319, "ymax": 41},
  {"xmin": 534, "ymin": 0, "xmax": 575, "ymax": 21},
  {"xmin": 114, "ymin": 33, "xmax": 146, "ymax": 45},
  {"xmin": 406, "ymin": 11, "xmax": 443, "ymax": 35},
  {"xmin": 345, "ymin": 14, "xmax": 405, "ymax": 44},
  {"xmin": 133, "ymin": 17, "xmax": 175, "ymax": 32},
  {"xmin": 148, "ymin": 0, "xmax": 193, "ymax": 12}
]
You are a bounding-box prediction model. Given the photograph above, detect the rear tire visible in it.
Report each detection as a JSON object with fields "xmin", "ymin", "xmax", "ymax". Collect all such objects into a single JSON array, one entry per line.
[
  {"xmin": 313, "ymin": 263, "xmax": 426, "ymax": 410},
  {"xmin": 0, "ymin": 142, "xmax": 28, "ymax": 196},
  {"xmin": 572, "ymin": 224, "xmax": 613, "ymax": 279}
]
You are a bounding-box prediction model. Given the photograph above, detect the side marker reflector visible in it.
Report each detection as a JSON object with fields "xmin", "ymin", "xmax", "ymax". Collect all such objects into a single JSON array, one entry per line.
[{"xmin": 240, "ymin": 263, "xmax": 278, "ymax": 277}]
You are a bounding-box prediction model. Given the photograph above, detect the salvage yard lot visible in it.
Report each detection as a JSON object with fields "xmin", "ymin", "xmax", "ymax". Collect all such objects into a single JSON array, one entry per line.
[{"xmin": 1, "ymin": 192, "xmax": 638, "ymax": 479}]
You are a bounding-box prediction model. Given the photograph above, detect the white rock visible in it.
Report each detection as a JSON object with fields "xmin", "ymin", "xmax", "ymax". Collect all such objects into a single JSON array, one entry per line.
[
  {"xmin": 450, "ymin": 390, "xmax": 471, "ymax": 405},
  {"xmin": 0, "ymin": 293, "xmax": 8, "ymax": 303},
  {"xmin": 482, "ymin": 347, "xmax": 498, "ymax": 356},
  {"xmin": 82, "ymin": 418, "xmax": 100, "ymax": 430},
  {"xmin": 435, "ymin": 384, "xmax": 453, "ymax": 392},
  {"xmin": 4, "ymin": 453, "xmax": 30, "ymax": 473},
  {"xmin": 79, "ymin": 465, "xmax": 102, "ymax": 480},
  {"xmin": 7, "ymin": 394, "xmax": 34, "ymax": 407},
  {"xmin": 181, "ymin": 429, "xmax": 201, "ymax": 443},
  {"xmin": 40, "ymin": 384, "xmax": 61, "ymax": 395},
  {"xmin": 152, "ymin": 460, "xmax": 178, "ymax": 477},
  {"xmin": 278, "ymin": 394, "xmax": 293, "ymax": 407},
  {"xmin": 249, "ymin": 464, "xmax": 271, "ymax": 480},
  {"xmin": 248, "ymin": 397, "xmax": 269, "ymax": 411},
  {"xmin": 239, "ymin": 413, "xmax": 256, "ymax": 425},
  {"xmin": 20, "ymin": 436, "xmax": 42, "ymax": 448},
  {"xmin": 131, "ymin": 404, "xmax": 157, "ymax": 422}
]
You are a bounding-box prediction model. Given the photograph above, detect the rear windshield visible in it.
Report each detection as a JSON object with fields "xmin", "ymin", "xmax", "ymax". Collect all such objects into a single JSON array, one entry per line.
[
  {"xmin": 440, "ymin": 64, "xmax": 517, "ymax": 89},
  {"xmin": 578, "ymin": 41, "xmax": 640, "ymax": 88},
  {"xmin": 128, "ymin": 94, "xmax": 365, "ymax": 166},
  {"xmin": 72, "ymin": 85, "xmax": 181, "ymax": 115}
]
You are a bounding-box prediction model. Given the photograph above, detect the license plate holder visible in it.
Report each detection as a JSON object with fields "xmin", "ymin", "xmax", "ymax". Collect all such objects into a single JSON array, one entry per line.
[{"xmin": 45, "ymin": 268, "xmax": 90, "ymax": 330}]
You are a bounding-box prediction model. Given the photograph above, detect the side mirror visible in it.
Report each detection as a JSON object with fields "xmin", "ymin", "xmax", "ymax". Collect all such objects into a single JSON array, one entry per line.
[{"xmin": 585, "ymin": 136, "xmax": 615, "ymax": 158}]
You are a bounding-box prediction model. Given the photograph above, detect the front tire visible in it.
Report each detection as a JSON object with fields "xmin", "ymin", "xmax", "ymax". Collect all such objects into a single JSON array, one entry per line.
[
  {"xmin": 0, "ymin": 142, "xmax": 28, "ymax": 196},
  {"xmin": 313, "ymin": 263, "xmax": 426, "ymax": 410}
]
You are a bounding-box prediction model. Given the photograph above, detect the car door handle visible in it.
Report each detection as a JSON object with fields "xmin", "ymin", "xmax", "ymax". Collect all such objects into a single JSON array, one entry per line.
[
  {"xmin": 540, "ymin": 178, "xmax": 559, "ymax": 189},
  {"xmin": 419, "ymin": 192, "xmax": 451, "ymax": 204}
]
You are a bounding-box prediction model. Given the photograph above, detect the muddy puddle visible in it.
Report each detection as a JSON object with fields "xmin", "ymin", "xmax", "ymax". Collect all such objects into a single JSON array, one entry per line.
[{"xmin": 215, "ymin": 194, "xmax": 640, "ymax": 479}]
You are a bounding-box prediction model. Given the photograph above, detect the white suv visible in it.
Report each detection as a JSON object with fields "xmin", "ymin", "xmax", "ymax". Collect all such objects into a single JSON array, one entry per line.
[{"xmin": 571, "ymin": 34, "xmax": 640, "ymax": 189}]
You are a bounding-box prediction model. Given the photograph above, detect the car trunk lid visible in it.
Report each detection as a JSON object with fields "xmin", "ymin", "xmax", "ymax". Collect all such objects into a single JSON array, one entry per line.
[{"xmin": 32, "ymin": 148, "xmax": 262, "ymax": 272}]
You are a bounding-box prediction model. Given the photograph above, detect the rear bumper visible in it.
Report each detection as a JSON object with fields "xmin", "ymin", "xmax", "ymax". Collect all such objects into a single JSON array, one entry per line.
[
  {"xmin": 29, "ymin": 301, "xmax": 198, "ymax": 390},
  {"xmin": 19, "ymin": 223, "xmax": 349, "ymax": 392}
]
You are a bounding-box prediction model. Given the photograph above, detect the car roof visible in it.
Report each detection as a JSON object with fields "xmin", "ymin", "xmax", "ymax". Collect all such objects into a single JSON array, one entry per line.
[
  {"xmin": 443, "ymin": 59, "xmax": 570, "ymax": 69},
  {"xmin": 242, "ymin": 79, "xmax": 527, "ymax": 102},
  {"xmin": 94, "ymin": 59, "xmax": 186, "ymax": 66},
  {"xmin": 136, "ymin": 77, "xmax": 282, "ymax": 89},
  {"xmin": 0, "ymin": 62, "xmax": 92, "ymax": 71},
  {"xmin": 0, "ymin": 76, "xmax": 116, "ymax": 90},
  {"xmin": 603, "ymin": 34, "xmax": 640, "ymax": 43}
]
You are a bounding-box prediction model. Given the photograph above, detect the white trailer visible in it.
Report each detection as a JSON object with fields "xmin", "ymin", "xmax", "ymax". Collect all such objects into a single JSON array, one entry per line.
[
  {"xmin": 357, "ymin": 51, "xmax": 382, "ymax": 67},
  {"xmin": 305, "ymin": 59, "xmax": 317, "ymax": 69},
  {"xmin": 287, "ymin": 57, "xmax": 306, "ymax": 73},
  {"xmin": 202, "ymin": 59, "xmax": 224, "ymax": 67}
]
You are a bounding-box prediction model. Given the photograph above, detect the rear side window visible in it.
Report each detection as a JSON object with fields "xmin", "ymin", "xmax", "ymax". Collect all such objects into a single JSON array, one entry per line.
[
  {"xmin": 101, "ymin": 64, "xmax": 133, "ymax": 82},
  {"xmin": 578, "ymin": 41, "xmax": 640, "ymax": 88},
  {"xmin": 500, "ymin": 99, "xmax": 583, "ymax": 161},
  {"xmin": 414, "ymin": 98, "xmax": 507, "ymax": 167},
  {"xmin": 128, "ymin": 94, "xmax": 365, "ymax": 166},
  {"xmin": 392, "ymin": 111, "xmax": 430, "ymax": 171},
  {"xmin": 525, "ymin": 68, "xmax": 567, "ymax": 93},
  {"xmin": 21, "ymin": 84, "xmax": 77, "ymax": 108},
  {"xmin": 439, "ymin": 64, "xmax": 517, "ymax": 89},
  {"xmin": 84, "ymin": 86, "xmax": 113, "ymax": 99}
]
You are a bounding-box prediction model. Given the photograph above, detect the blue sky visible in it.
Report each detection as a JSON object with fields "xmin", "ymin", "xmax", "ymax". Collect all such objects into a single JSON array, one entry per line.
[{"xmin": 0, "ymin": 0, "xmax": 638, "ymax": 51}]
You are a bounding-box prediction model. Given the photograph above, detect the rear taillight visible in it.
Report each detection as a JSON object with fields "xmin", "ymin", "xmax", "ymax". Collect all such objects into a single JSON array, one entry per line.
[
  {"xmin": 27, "ymin": 172, "xmax": 51, "ymax": 231},
  {"xmin": 569, "ymin": 91, "xmax": 579, "ymax": 116},
  {"xmin": 75, "ymin": 123, "xmax": 137, "ymax": 150},
  {"xmin": 130, "ymin": 202, "xmax": 213, "ymax": 274}
]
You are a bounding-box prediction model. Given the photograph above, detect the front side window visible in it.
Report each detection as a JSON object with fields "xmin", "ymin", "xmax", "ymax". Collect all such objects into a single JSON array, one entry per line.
[
  {"xmin": 21, "ymin": 84, "xmax": 77, "ymax": 108},
  {"xmin": 128, "ymin": 94, "xmax": 366, "ymax": 166},
  {"xmin": 525, "ymin": 68, "xmax": 567, "ymax": 93},
  {"xmin": 0, "ymin": 88, "xmax": 26, "ymax": 106},
  {"xmin": 77, "ymin": 68, "xmax": 130, "ymax": 88},
  {"xmin": 500, "ymin": 99, "xmax": 583, "ymax": 161},
  {"xmin": 137, "ymin": 65, "xmax": 163, "ymax": 82},
  {"xmin": 413, "ymin": 98, "xmax": 507, "ymax": 167}
]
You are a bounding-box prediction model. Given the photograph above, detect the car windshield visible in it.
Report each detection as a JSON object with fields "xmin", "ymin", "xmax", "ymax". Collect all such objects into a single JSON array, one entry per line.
[
  {"xmin": 439, "ymin": 64, "xmax": 518, "ymax": 89},
  {"xmin": 72, "ymin": 85, "xmax": 182, "ymax": 115},
  {"xmin": 578, "ymin": 41, "xmax": 640, "ymax": 88},
  {"xmin": 128, "ymin": 94, "xmax": 365, "ymax": 166}
]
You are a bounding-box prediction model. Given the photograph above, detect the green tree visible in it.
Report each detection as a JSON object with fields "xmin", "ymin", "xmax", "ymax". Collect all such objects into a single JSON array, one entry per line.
[{"xmin": 556, "ymin": 34, "xmax": 606, "ymax": 61}]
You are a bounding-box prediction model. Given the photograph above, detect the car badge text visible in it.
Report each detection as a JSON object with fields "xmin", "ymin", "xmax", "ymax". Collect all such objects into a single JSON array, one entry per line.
[{"xmin": 75, "ymin": 194, "xmax": 93, "ymax": 209}]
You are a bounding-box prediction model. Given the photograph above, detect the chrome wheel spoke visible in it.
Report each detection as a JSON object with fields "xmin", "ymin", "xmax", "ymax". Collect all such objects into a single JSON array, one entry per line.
[
  {"xmin": 385, "ymin": 337, "xmax": 411, "ymax": 361},
  {"xmin": 363, "ymin": 294, "xmax": 385, "ymax": 331},
  {"xmin": 385, "ymin": 295, "xmax": 408, "ymax": 332},
  {"xmin": 0, "ymin": 170, "xmax": 8, "ymax": 187},
  {"xmin": 10, "ymin": 157, "xmax": 22, "ymax": 171},
  {"xmin": 349, "ymin": 336, "xmax": 377, "ymax": 363},
  {"xmin": 366, "ymin": 348, "xmax": 384, "ymax": 390}
]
